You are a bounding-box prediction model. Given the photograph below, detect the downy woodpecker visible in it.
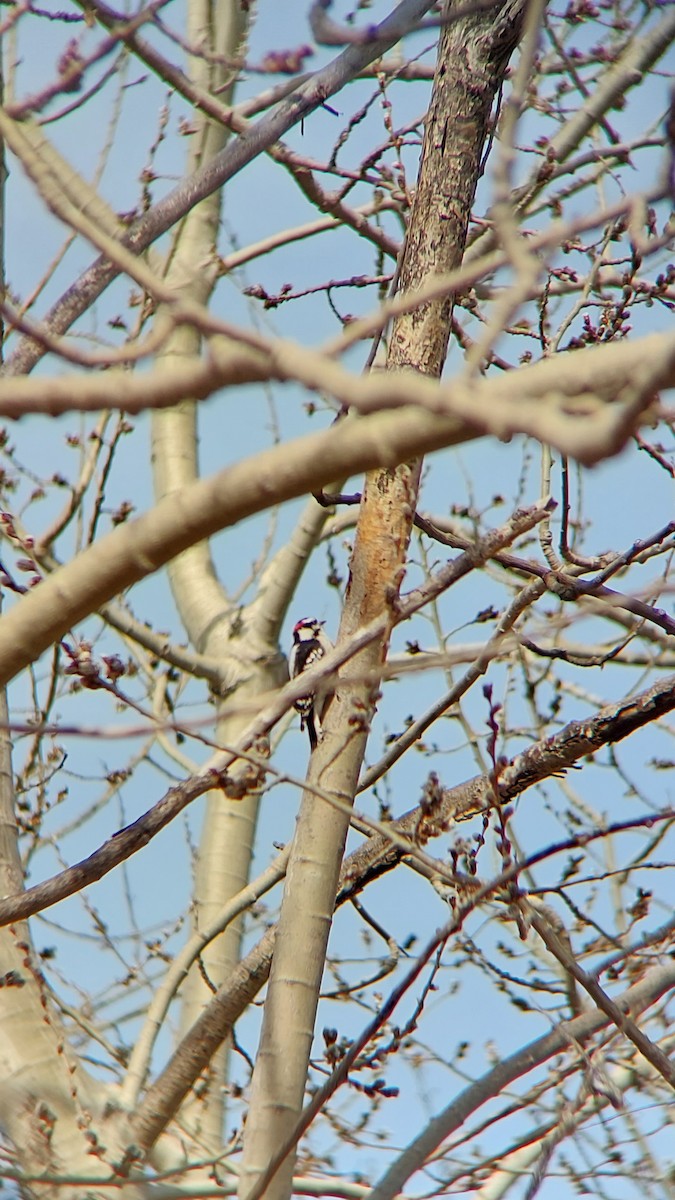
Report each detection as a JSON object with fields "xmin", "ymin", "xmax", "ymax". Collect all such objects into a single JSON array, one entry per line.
[{"xmin": 289, "ymin": 617, "xmax": 334, "ymax": 749}]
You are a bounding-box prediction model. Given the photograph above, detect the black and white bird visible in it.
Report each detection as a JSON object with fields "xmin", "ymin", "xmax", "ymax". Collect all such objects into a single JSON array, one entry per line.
[{"xmin": 289, "ymin": 617, "xmax": 334, "ymax": 749}]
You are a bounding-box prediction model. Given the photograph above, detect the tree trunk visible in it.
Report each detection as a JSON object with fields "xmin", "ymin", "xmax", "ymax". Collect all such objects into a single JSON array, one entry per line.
[{"xmin": 238, "ymin": 4, "xmax": 526, "ymax": 1199}]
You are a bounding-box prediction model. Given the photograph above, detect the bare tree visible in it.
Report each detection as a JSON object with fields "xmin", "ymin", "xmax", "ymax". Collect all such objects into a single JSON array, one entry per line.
[{"xmin": 0, "ymin": 2, "xmax": 673, "ymax": 1198}]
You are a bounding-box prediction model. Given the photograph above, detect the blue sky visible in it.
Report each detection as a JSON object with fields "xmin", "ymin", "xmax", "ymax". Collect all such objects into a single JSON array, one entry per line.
[{"xmin": 2, "ymin": 2, "xmax": 675, "ymax": 1192}]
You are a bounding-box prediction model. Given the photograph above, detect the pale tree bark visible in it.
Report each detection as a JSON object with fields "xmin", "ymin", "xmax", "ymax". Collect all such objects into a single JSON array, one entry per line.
[
  {"xmin": 238, "ymin": 4, "xmax": 527, "ymax": 1199},
  {"xmin": 148, "ymin": 0, "xmax": 257, "ymax": 1152},
  {"xmin": 1, "ymin": 0, "xmax": 438, "ymax": 380},
  {"xmin": 0, "ymin": 56, "xmax": 123, "ymax": 1196},
  {"xmin": 0, "ymin": 324, "xmax": 669, "ymax": 691},
  {"xmin": 0, "ymin": 0, "xmax": 671, "ymax": 1194},
  {"xmin": 147, "ymin": 0, "xmax": 345, "ymax": 1152},
  {"xmin": 113, "ymin": 660, "xmax": 675, "ymax": 1158},
  {"xmin": 0, "ymin": 681, "xmax": 143, "ymax": 1196}
]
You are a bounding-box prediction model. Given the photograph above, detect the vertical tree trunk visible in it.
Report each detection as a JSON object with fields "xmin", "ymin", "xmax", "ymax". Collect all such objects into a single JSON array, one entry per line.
[
  {"xmin": 150, "ymin": 0, "xmax": 252, "ymax": 1153},
  {"xmin": 239, "ymin": 5, "xmax": 526, "ymax": 1199}
]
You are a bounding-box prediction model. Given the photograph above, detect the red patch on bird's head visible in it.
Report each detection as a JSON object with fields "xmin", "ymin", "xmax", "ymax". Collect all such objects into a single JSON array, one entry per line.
[{"xmin": 294, "ymin": 617, "xmax": 322, "ymax": 632}]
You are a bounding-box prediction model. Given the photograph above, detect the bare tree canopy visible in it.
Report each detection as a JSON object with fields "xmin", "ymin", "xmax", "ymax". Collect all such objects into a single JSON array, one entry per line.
[{"xmin": 0, "ymin": 2, "xmax": 673, "ymax": 1199}]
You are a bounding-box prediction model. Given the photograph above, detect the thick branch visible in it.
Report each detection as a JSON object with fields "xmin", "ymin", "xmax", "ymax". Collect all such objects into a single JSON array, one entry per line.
[
  {"xmin": 0, "ymin": 501, "xmax": 549, "ymax": 929},
  {"xmin": 0, "ymin": 330, "xmax": 669, "ymax": 469},
  {"xmin": 2, "ymin": 0, "xmax": 436, "ymax": 378},
  {"xmin": 238, "ymin": 5, "xmax": 525, "ymax": 1196},
  {"xmin": 341, "ymin": 669, "xmax": 675, "ymax": 899},
  {"xmin": 123, "ymin": 664, "xmax": 675, "ymax": 1150},
  {"xmin": 3, "ymin": 329, "xmax": 668, "ymax": 689}
]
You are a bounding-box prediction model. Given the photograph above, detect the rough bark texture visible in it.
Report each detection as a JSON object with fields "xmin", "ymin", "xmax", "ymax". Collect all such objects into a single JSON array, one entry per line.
[
  {"xmin": 339, "ymin": 669, "xmax": 675, "ymax": 902},
  {"xmin": 388, "ymin": 0, "xmax": 526, "ymax": 375},
  {"xmin": 238, "ymin": 5, "xmax": 526, "ymax": 1200},
  {"xmin": 127, "ymin": 663, "xmax": 675, "ymax": 1156}
]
